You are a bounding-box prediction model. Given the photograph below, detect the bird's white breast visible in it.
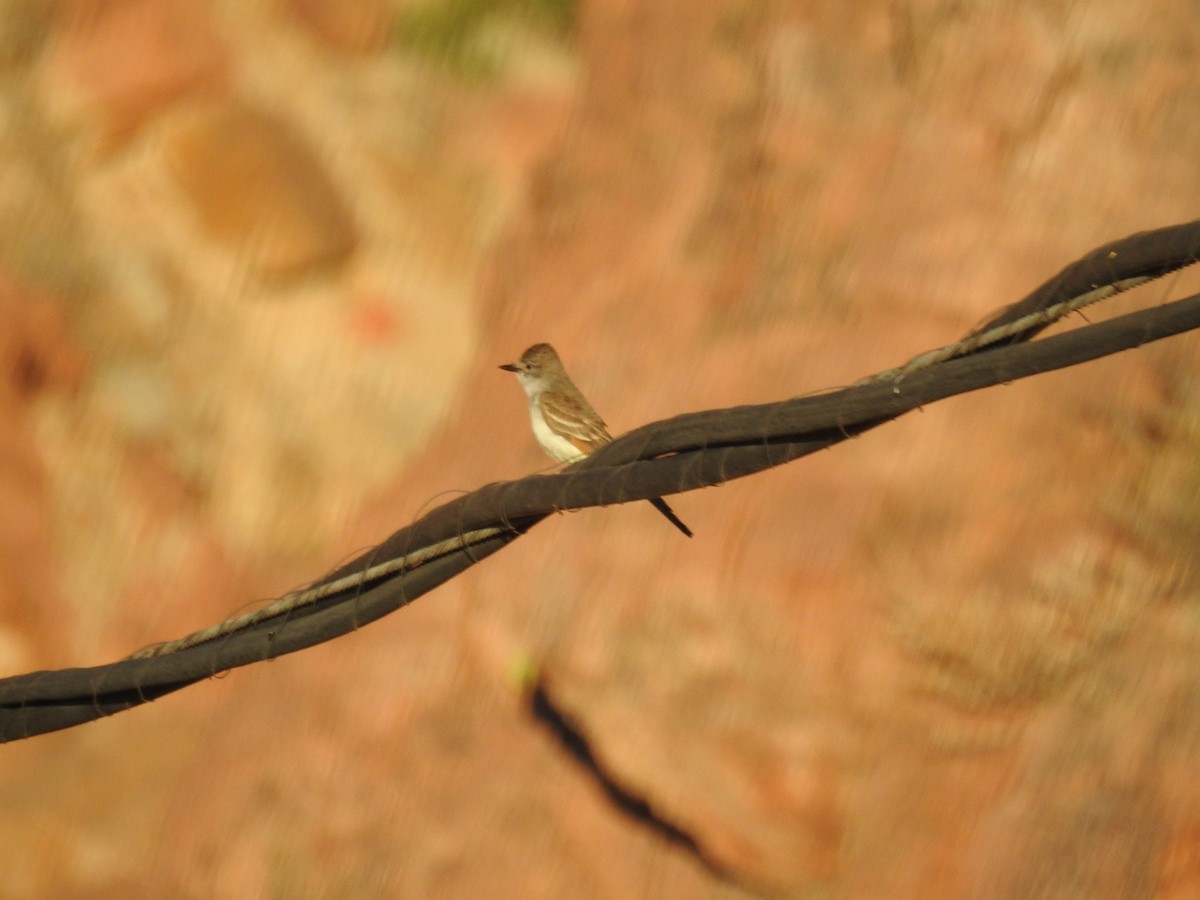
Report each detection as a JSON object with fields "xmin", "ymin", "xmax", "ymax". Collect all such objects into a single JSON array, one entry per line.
[{"xmin": 528, "ymin": 400, "xmax": 586, "ymax": 463}]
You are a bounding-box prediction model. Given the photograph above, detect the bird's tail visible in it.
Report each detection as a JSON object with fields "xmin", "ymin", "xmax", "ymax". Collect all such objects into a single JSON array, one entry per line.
[{"xmin": 648, "ymin": 497, "xmax": 693, "ymax": 537}]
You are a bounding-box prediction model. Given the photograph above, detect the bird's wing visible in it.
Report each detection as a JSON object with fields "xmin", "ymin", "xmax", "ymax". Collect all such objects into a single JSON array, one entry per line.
[{"xmin": 539, "ymin": 391, "xmax": 612, "ymax": 455}]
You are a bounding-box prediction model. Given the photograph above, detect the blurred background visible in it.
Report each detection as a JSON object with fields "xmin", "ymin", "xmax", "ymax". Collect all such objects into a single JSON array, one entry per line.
[{"xmin": 2, "ymin": 0, "xmax": 1200, "ymax": 896}]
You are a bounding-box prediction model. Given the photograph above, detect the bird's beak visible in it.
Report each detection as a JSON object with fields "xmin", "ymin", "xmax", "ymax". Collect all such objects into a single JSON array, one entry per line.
[{"xmin": 499, "ymin": 363, "xmax": 519, "ymax": 372}]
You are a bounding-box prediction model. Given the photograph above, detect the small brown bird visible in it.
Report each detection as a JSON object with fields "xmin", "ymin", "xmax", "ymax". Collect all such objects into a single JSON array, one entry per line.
[{"xmin": 500, "ymin": 343, "xmax": 692, "ymax": 537}]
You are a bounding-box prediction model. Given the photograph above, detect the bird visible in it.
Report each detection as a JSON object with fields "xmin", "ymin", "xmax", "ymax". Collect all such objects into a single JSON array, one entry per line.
[{"xmin": 499, "ymin": 343, "xmax": 692, "ymax": 537}]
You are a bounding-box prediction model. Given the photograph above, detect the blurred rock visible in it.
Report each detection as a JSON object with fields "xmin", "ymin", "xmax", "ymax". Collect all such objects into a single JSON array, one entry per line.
[
  {"xmin": 164, "ymin": 101, "xmax": 358, "ymax": 280},
  {"xmin": 0, "ymin": 0, "xmax": 51, "ymax": 72},
  {"xmin": 0, "ymin": 275, "xmax": 86, "ymax": 670},
  {"xmin": 285, "ymin": 0, "xmax": 393, "ymax": 54},
  {"xmin": 49, "ymin": 0, "xmax": 228, "ymax": 144}
]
